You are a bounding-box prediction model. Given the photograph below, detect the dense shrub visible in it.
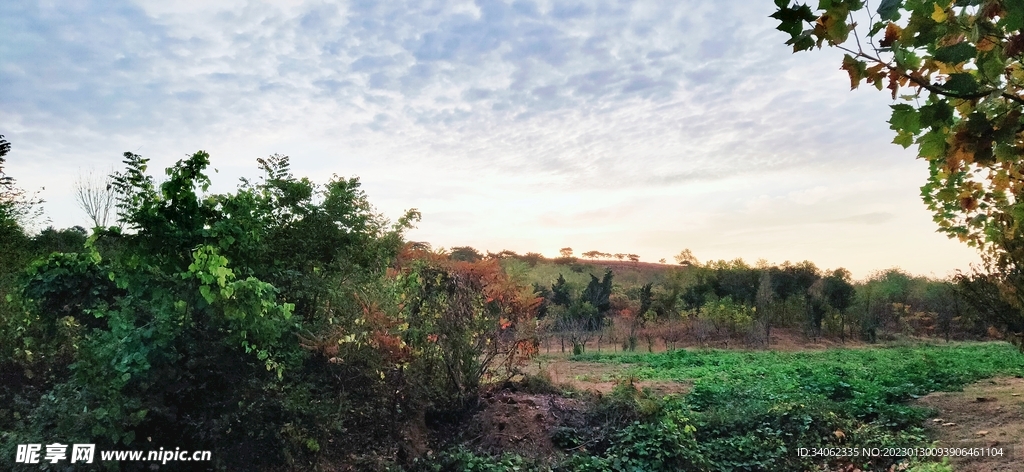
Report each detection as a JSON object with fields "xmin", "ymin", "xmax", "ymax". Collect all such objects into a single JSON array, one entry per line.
[{"xmin": 0, "ymin": 151, "xmax": 532, "ymax": 469}]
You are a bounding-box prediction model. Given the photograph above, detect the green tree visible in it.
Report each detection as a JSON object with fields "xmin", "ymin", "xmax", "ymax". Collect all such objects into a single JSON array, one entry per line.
[
  {"xmin": 0, "ymin": 135, "xmax": 15, "ymax": 223},
  {"xmin": 580, "ymin": 269, "xmax": 614, "ymax": 321},
  {"xmin": 551, "ymin": 273, "xmax": 573, "ymax": 307},
  {"xmin": 0, "ymin": 135, "xmax": 27, "ymax": 269},
  {"xmin": 956, "ymin": 268, "xmax": 1024, "ymax": 340},
  {"xmin": 0, "ymin": 137, "xmax": 39, "ymax": 379},
  {"xmin": 756, "ymin": 270, "xmax": 776, "ymax": 344},
  {"xmin": 0, "ymin": 135, "xmax": 42, "ymax": 238},
  {"xmin": 710, "ymin": 259, "xmax": 761, "ymax": 306},
  {"xmin": 922, "ymin": 279, "xmax": 969, "ymax": 341},
  {"xmin": 681, "ymin": 265, "xmax": 716, "ymax": 311},
  {"xmin": 533, "ymin": 282, "xmax": 552, "ymax": 318},
  {"xmin": 27, "ymin": 226, "xmax": 89, "ymax": 258},
  {"xmin": 449, "ymin": 245, "xmax": 483, "ymax": 262},
  {"xmin": 674, "ymin": 248, "xmax": 699, "ymax": 266},
  {"xmin": 625, "ymin": 282, "xmax": 656, "ymax": 351},
  {"xmin": 520, "ymin": 251, "xmax": 545, "ymax": 266},
  {"xmin": 700, "ymin": 295, "xmax": 755, "ymax": 340},
  {"xmin": 823, "ymin": 268, "xmax": 856, "ymax": 341},
  {"xmin": 773, "ymin": 0, "xmax": 1024, "ymax": 346},
  {"xmin": 855, "ymin": 268, "xmax": 915, "ymax": 342}
]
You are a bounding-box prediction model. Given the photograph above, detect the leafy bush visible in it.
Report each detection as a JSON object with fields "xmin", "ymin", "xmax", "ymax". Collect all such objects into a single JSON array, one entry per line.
[
  {"xmin": 699, "ymin": 296, "xmax": 753, "ymax": 339},
  {"xmin": 601, "ymin": 413, "xmax": 706, "ymax": 471}
]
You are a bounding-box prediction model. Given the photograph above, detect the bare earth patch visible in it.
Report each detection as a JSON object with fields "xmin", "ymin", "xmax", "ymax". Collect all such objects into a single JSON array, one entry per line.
[
  {"xmin": 912, "ymin": 376, "xmax": 1024, "ymax": 472},
  {"xmin": 526, "ymin": 359, "xmax": 690, "ymax": 396},
  {"xmin": 465, "ymin": 388, "xmax": 587, "ymax": 461},
  {"xmin": 465, "ymin": 362, "xmax": 688, "ymax": 464}
]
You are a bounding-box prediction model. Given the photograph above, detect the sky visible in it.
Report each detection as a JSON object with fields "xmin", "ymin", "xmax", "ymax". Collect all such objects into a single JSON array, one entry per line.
[{"xmin": 1, "ymin": 0, "xmax": 983, "ymax": 280}]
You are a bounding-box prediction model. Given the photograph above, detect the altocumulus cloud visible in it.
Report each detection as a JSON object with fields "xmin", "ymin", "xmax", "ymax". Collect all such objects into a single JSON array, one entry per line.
[{"xmin": 6, "ymin": 0, "xmax": 861, "ymax": 173}]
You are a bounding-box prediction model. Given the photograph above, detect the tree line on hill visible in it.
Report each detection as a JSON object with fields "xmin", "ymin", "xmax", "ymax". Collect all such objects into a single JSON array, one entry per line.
[
  {"xmin": 526, "ymin": 256, "xmax": 1016, "ymax": 352},
  {"xmin": 415, "ymin": 242, "xmax": 1017, "ymax": 352},
  {"xmin": 378, "ymin": 242, "xmax": 1018, "ymax": 353}
]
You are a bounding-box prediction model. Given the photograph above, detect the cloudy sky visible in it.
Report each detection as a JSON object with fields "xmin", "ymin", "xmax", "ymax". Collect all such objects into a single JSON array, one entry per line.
[{"xmin": 2, "ymin": 0, "xmax": 982, "ymax": 279}]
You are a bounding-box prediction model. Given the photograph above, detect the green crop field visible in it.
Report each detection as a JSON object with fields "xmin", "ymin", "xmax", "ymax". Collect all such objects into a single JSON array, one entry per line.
[
  {"xmin": 426, "ymin": 342, "xmax": 1024, "ymax": 472},
  {"xmin": 580, "ymin": 343, "xmax": 1024, "ymax": 471}
]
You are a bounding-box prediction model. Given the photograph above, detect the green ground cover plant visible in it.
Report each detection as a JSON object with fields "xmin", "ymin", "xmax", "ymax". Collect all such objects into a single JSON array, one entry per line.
[{"xmin": 562, "ymin": 342, "xmax": 1024, "ymax": 471}]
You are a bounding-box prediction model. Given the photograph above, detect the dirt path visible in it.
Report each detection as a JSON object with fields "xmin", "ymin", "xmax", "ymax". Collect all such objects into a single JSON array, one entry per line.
[{"xmin": 912, "ymin": 376, "xmax": 1024, "ymax": 472}]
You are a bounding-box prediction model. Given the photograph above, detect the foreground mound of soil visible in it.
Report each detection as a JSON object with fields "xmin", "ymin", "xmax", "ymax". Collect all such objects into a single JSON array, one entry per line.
[{"xmin": 463, "ymin": 387, "xmax": 587, "ymax": 460}]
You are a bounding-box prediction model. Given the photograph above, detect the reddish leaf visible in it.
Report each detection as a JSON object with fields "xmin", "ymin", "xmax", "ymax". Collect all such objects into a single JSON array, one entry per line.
[
  {"xmin": 880, "ymin": 22, "xmax": 902, "ymax": 47},
  {"xmin": 887, "ymin": 69, "xmax": 902, "ymax": 99},
  {"xmin": 1007, "ymin": 34, "xmax": 1024, "ymax": 58}
]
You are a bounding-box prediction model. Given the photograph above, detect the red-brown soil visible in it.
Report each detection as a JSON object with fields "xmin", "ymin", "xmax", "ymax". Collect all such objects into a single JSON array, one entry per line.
[
  {"xmin": 913, "ymin": 376, "xmax": 1024, "ymax": 472},
  {"xmin": 464, "ymin": 388, "xmax": 587, "ymax": 461}
]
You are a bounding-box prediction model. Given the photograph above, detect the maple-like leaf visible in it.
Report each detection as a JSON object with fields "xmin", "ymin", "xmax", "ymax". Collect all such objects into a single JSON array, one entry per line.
[
  {"xmin": 976, "ymin": 36, "xmax": 997, "ymax": 52},
  {"xmin": 886, "ymin": 68, "xmax": 902, "ymax": 99},
  {"xmin": 942, "ymin": 73, "xmax": 979, "ymax": 94},
  {"xmin": 880, "ymin": 22, "xmax": 902, "ymax": 48},
  {"xmin": 934, "ymin": 42, "xmax": 976, "ymax": 65},
  {"xmin": 931, "ymin": 3, "xmax": 947, "ymax": 23},
  {"xmin": 876, "ymin": 0, "xmax": 901, "ymax": 21},
  {"xmin": 1006, "ymin": 35, "xmax": 1024, "ymax": 58},
  {"xmin": 841, "ymin": 54, "xmax": 868, "ymax": 90}
]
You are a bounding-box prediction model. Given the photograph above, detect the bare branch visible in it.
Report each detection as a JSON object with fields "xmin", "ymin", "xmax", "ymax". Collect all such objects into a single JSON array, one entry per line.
[{"xmin": 74, "ymin": 167, "xmax": 116, "ymax": 228}]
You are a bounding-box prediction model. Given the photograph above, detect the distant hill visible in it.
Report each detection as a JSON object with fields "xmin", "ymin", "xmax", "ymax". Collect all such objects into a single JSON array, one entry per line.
[{"xmin": 506, "ymin": 257, "xmax": 687, "ymax": 291}]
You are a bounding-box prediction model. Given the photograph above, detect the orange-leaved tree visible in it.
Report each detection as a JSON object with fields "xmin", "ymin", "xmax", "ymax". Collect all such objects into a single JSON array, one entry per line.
[
  {"xmin": 305, "ymin": 243, "xmax": 541, "ymax": 405},
  {"xmin": 393, "ymin": 243, "xmax": 541, "ymax": 400}
]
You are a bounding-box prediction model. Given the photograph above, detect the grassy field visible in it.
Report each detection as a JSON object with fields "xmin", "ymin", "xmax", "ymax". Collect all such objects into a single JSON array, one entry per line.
[{"xmin": 506, "ymin": 258, "xmax": 678, "ymax": 290}]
